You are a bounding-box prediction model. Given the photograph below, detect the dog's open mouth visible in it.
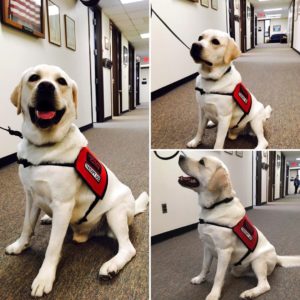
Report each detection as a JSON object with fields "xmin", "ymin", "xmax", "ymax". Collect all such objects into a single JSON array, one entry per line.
[
  {"xmin": 29, "ymin": 107, "xmax": 66, "ymax": 129},
  {"xmin": 178, "ymin": 176, "xmax": 200, "ymax": 188}
]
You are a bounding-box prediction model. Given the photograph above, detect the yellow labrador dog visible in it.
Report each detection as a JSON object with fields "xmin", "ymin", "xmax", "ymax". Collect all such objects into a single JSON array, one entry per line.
[
  {"xmin": 5, "ymin": 65, "xmax": 149, "ymax": 297},
  {"xmin": 178, "ymin": 155, "xmax": 300, "ymax": 300},
  {"xmin": 188, "ymin": 29, "xmax": 272, "ymax": 149}
]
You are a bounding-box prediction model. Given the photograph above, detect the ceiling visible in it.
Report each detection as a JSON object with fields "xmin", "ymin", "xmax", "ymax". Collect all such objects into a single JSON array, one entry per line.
[
  {"xmin": 99, "ymin": 0, "xmax": 149, "ymax": 59},
  {"xmin": 249, "ymin": 0, "xmax": 292, "ymax": 18},
  {"xmin": 282, "ymin": 151, "xmax": 300, "ymax": 162}
]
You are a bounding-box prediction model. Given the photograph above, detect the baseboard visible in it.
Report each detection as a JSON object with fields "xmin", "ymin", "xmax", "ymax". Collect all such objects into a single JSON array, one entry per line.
[
  {"xmin": 104, "ymin": 116, "xmax": 112, "ymax": 122},
  {"xmin": 0, "ymin": 123, "xmax": 94, "ymax": 169},
  {"xmin": 245, "ymin": 205, "xmax": 253, "ymax": 210},
  {"xmin": 292, "ymin": 47, "xmax": 300, "ymax": 55},
  {"xmin": 79, "ymin": 123, "xmax": 93, "ymax": 132},
  {"xmin": 122, "ymin": 109, "xmax": 130, "ymax": 114},
  {"xmin": 151, "ymin": 223, "xmax": 198, "ymax": 245},
  {"xmin": 151, "ymin": 72, "xmax": 199, "ymax": 101}
]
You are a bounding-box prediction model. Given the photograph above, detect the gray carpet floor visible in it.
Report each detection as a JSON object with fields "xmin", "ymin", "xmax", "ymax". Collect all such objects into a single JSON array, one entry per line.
[
  {"xmin": 0, "ymin": 104, "xmax": 149, "ymax": 300},
  {"xmin": 151, "ymin": 44, "xmax": 300, "ymax": 149},
  {"xmin": 151, "ymin": 195, "xmax": 300, "ymax": 300}
]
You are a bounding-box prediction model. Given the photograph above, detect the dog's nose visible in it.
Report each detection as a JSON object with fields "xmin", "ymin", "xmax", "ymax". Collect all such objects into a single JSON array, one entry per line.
[
  {"xmin": 37, "ymin": 81, "xmax": 55, "ymax": 94},
  {"xmin": 190, "ymin": 43, "xmax": 202, "ymax": 60}
]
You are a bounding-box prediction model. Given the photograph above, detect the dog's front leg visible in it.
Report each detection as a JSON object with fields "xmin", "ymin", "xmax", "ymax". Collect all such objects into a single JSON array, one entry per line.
[
  {"xmin": 5, "ymin": 191, "xmax": 40, "ymax": 255},
  {"xmin": 214, "ymin": 116, "xmax": 231, "ymax": 149},
  {"xmin": 187, "ymin": 107, "xmax": 208, "ymax": 148},
  {"xmin": 191, "ymin": 246, "xmax": 213, "ymax": 284},
  {"xmin": 206, "ymin": 248, "xmax": 232, "ymax": 300},
  {"xmin": 31, "ymin": 200, "xmax": 75, "ymax": 297}
]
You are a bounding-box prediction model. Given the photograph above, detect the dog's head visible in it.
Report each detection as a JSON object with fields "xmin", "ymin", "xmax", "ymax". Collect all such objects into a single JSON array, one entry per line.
[
  {"xmin": 190, "ymin": 29, "xmax": 241, "ymax": 68},
  {"xmin": 178, "ymin": 155, "xmax": 234, "ymax": 202},
  {"xmin": 11, "ymin": 64, "xmax": 78, "ymax": 145}
]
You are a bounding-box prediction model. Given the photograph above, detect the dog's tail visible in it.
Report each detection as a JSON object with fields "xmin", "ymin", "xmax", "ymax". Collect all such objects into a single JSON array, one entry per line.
[
  {"xmin": 277, "ymin": 255, "xmax": 300, "ymax": 268},
  {"xmin": 134, "ymin": 191, "xmax": 149, "ymax": 216},
  {"xmin": 264, "ymin": 105, "xmax": 272, "ymax": 120}
]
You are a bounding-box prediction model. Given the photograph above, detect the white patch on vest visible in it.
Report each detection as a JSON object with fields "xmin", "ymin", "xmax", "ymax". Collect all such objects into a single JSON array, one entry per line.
[
  {"xmin": 238, "ymin": 91, "xmax": 248, "ymax": 104},
  {"xmin": 85, "ymin": 163, "xmax": 101, "ymax": 182},
  {"xmin": 241, "ymin": 227, "xmax": 253, "ymax": 240}
]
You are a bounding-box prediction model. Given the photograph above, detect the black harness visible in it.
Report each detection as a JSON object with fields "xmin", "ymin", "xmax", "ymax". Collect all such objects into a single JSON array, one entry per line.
[
  {"xmin": 195, "ymin": 67, "xmax": 252, "ymax": 129},
  {"xmin": 199, "ymin": 197, "xmax": 258, "ymax": 266}
]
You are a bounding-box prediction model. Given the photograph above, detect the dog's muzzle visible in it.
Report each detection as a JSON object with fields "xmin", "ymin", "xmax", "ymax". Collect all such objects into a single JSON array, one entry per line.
[
  {"xmin": 190, "ymin": 43, "xmax": 203, "ymax": 62},
  {"xmin": 29, "ymin": 81, "xmax": 66, "ymax": 129}
]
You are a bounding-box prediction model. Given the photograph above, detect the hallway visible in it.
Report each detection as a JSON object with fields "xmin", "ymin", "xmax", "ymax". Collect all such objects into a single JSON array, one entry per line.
[
  {"xmin": 152, "ymin": 195, "xmax": 300, "ymax": 300},
  {"xmin": 0, "ymin": 105, "xmax": 149, "ymax": 300},
  {"xmin": 151, "ymin": 44, "xmax": 300, "ymax": 149}
]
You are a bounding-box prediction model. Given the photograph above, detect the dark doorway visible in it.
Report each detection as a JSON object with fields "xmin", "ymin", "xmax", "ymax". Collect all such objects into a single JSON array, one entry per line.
[
  {"xmin": 251, "ymin": 4, "xmax": 255, "ymax": 49},
  {"xmin": 229, "ymin": 0, "xmax": 235, "ymax": 39},
  {"xmin": 255, "ymin": 15, "xmax": 257, "ymax": 46},
  {"xmin": 280, "ymin": 153, "xmax": 285, "ymax": 198},
  {"xmin": 256, "ymin": 152, "xmax": 262, "ymax": 206},
  {"xmin": 268, "ymin": 151, "xmax": 276, "ymax": 202},
  {"xmin": 128, "ymin": 43, "xmax": 135, "ymax": 110},
  {"xmin": 93, "ymin": 7, "xmax": 105, "ymax": 122},
  {"xmin": 240, "ymin": 0, "xmax": 247, "ymax": 52},
  {"xmin": 136, "ymin": 61, "xmax": 140, "ymax": 106},
  {"xmin": 111, "ymin": 23, "xmax": 122, "ymax": 116},
  {"xmin": 286, "ymin": 165, "xmax": 290, "ymax": 196}
]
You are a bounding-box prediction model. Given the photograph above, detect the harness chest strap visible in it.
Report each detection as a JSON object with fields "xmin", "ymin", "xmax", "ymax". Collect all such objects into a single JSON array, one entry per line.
[
  {"xmin": 18, "ymin": 147, "xmax": 108, "ymax": 225},
  {"xmin": 199, "ymin": 214, "xmax": 258, "ymax": 266},
  {"xmin": 195, "ymin": 82, "xmax": 252, "ymax": 129}
]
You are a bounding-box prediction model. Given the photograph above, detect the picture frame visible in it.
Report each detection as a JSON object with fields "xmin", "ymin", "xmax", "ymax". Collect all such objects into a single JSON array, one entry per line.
[
  {"xmin": 1, "ymin": 0, "xmax": 44, "ymax": 38},
  {"xmin": 273, "ymin": 25, "xmax": 281, "ymax": 32},
  {"xmin": 236, "ymin": 151, "xmax": 243, "ymax": 158},
  {"xmin": 104, "ymin": 36, "xmax": 110, "ymax": 50},
  {"xmin": 123, "ymin": 46, "xmax": 128, "ymax": 65},
  {"xmin": 64, "ymin": 15, "xmax": 76, "ymax": 51},
  {"xmin": 200, "ymin": 0, "xmax": 209, "ymax": 8},
  {"xmin": 211, "ymin": 0, "xmax": 218, "ymax": 11},
  {"xmin": 46, "ymin": 0, "xmax": 61, "ymax": 46}
]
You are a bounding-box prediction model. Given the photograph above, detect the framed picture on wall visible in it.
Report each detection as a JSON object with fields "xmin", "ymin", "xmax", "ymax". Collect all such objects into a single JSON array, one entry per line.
[
  {"xmin": 273, "ymin": 25, "xmax": 281, "ymax": 32},
  {"xmin": 211, "ymin": 0, "xmax": 218, "ymax": 10},
  {"xmin": 123, "ymin": 46, "xmax": 128, "ymax": 65},
  {"xmin": 47, "ymin": 0, "xmax": 61, "ymax": 46},
  {"xmin": 64, "ymin": 15, "xmax": 76, "ymax": 51},
  {"xmin": 1, "ymin": 0, "xmax": 44, "ymax": 38},
  {"xmin": 200, "ymin": 0, "xmax": 209, "ymax": 8}
]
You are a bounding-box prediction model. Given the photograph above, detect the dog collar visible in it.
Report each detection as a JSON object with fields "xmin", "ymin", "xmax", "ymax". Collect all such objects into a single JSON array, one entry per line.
[
  {"xmin": 199, "ymin": 214, "xmax": 258, "ymax": 266},
  {"xmin": 195, "ymin": 82, "xmax": 252, "ymax": 129},
  {"xmin": 18, "ymin": 147, "xmax": 108, "ymax": 224},
  {"xmin": 201, "ymin": 66, "xmax": 232, "ymax": 81},
  {"xmin": 203, "ymin": 197, "xmax": 234, "ymax": 209}
]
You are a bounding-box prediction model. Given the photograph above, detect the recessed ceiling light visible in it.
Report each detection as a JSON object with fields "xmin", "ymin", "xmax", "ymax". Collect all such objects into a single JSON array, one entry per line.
[
  {"xmin": 258, "ymin": 0, "xmax": 270, "ymax": 2},
  {"xmin": 120, "ymin": 0, "xmax": 144, "ymax": 4},
  {"xmin": 140, "ymin": 33, "xmax": 149, "ymax": 39},
  {"xmin": 296, "ymin": 158, "xmax": 300, "ymax": 161},
  {"xmin": 266, "ymin": 14, "xmax": 281, "ymax": 18},
  {"xmin": 264, "ymin": 8, "xmax": 283, "ymax": 12}
]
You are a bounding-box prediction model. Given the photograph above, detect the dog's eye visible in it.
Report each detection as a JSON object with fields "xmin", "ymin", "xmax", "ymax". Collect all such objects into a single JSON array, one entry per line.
[
  {"xmin": 211, "ymin": 38, "xmax": 220, "ymax": 45},
  {"xmin": 28, "ymin": 74, "xmax": 40, "ymax": 82},
  {"xmin": 198, "ymin": 36, "xmax": 203, "ymax": 41},
  {"xmin": 57, "ymin": 77, "xmax": 68, "ymax": 86},
  {"xmin": 199, "ymin": 159, "xmax": 205, "ymax": 166}
]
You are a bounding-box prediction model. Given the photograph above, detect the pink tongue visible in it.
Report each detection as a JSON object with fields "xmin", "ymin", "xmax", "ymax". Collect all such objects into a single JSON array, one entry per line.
[{"xmin": 36, "ymin": 111, "xmax": 56, "ymax": 120}]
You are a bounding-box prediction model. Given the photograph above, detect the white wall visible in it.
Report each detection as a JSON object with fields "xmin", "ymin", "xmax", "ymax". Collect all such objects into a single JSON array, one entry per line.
[
  {"xmin": 293, "ymin": 0, "xmax": 300, "ymax": 52},
  {"xmin": 102, "ymin": 12, "xmax": 112, "ymax": 119},
  {"xmin": 274, "ymin": 151, "xmax": 281, "ymax": 199},
  {"xmin": 151, "ymin": 150, "xmax": 253, "ymax": 236},
  {"xmin": 257, "ymin": 20, "xmax": 264, "ymax": 44},
  {"xmin": 140, "ymin": 67, "xmax": 149, "ymax": 103},
  {"xmin": 151, "ymin": 0, "xmax": 228, "ymax": 92},
  {"xmin": 246, "ymin": 0, "xmax": 251, "ymax": 50},
  {"xmin": 0, "ymin": 0, "xmax": 92, "ymax": 159},
  {"xmin": 270, "ymin": 18, "xmax": 288, "ymax": 35},
  {"xmin": 121, "ymin": 35, "xmax": 129, "ymax": 112}
]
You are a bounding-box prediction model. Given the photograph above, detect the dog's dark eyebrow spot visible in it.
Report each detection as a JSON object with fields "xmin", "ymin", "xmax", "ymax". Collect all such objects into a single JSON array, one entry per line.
[
  {"xmin": 198, "ymin": 36, "xmax": 203, "ymax": 41},
  {"xmin": 57, "ymin": 77, "xmax": 68, "ymax": 86},
  {"xmin": 199, "ymin": 158, "xmax": 205, "ymax": 166},
  {"xmin": 28, "ymin": 74, "xmax": 41, "ymax": 82}
]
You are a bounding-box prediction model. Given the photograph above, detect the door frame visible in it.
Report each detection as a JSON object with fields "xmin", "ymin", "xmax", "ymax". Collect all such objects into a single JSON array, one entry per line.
[
  {"xmin": 268, "ymin": 151, "xmax": 276, "ymax": 202},
  {"xmin": 229, "ymin": 0, "xmax": 235, "ymax": 39},
  {"xmin": 93, "ymin": 7, "xmax": 105, "ymax": 122},
  {"xmin": 240, "ymin": 0, "xmax": 247, "ymax": 52},
  {"xmin": 251, "ymin": 4, "xmax": 255, "ymax": 49},
  {"xmin": 280, "ymin": 153, "xmax": 285, "ymax": 198},
  {"xmin": 136, "ymin": 61, "xmax": 140, "ymax": 106},
  {"xmin": 286, "ymin": 164, "xmax": 290, "ymax": 195},
  {"xmin": 128, "ymin": 43, "xmax": 135, "ymax": 110},
  {"xmin": 256, "ymin": 152, "xmax": 262, "ymax": 205}
]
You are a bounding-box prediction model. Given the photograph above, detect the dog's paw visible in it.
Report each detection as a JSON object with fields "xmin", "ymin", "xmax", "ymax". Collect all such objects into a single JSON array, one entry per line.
[
  {"xmin": 228, "ymin": 131, "xmax": 238, "ymax": 141},
  {"xmin": 240, "ymin": 290, "xmax": 255, "ymax": 299},
  {"xmin": 5, "ymin": 240, "xmax": 29, "ymax": 255},
  {"xmin": 191, "ymin": 275, "xmax": 206, "ymax": 285},
  {"xmin": 187, "ymin": 138, "xmax": 201, "ymax": 148},
  {"xmin": 99, "ymin": 260, "xmax": 119, "ymax": 280},
  {"xmin": 31, "ymin": 269, "xmax": 55, "ymax": 297},
  {"xmin": 72, "ymin": 232, "xmax": 89, "ymax": 243},
  {"xmin": 205, "ymin": 292, "xmax": 220, "ymax": 300},
  {"xmin": 40, "ymin": 214, "xmax": 52, "ymax": 225}
]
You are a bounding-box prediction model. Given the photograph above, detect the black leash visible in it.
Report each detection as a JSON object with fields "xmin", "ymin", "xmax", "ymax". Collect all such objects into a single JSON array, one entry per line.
[
  {"xmin": 0, "ymin": 126, "xmax": 23, "ymax": 139},
  {"xmin": 151, "ymin": 7, "xmax": 191, "ymax": 50}
]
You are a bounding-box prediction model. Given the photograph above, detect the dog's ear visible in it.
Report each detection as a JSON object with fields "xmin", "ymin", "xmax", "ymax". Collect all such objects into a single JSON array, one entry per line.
[
  {"xmin": 224, "ymin": 37, "xmax": 241, "ymax": 64},
  {"xmin": 208, "ymin": 167, "xmax": 231, "ymax": 193},
  {"xmin": 72, "ymin": 80, "xmax": 78, "ymax": 119},
  {"xmin": 10, "ymin": 82, "xmax": 22, "ymax": 115}
]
